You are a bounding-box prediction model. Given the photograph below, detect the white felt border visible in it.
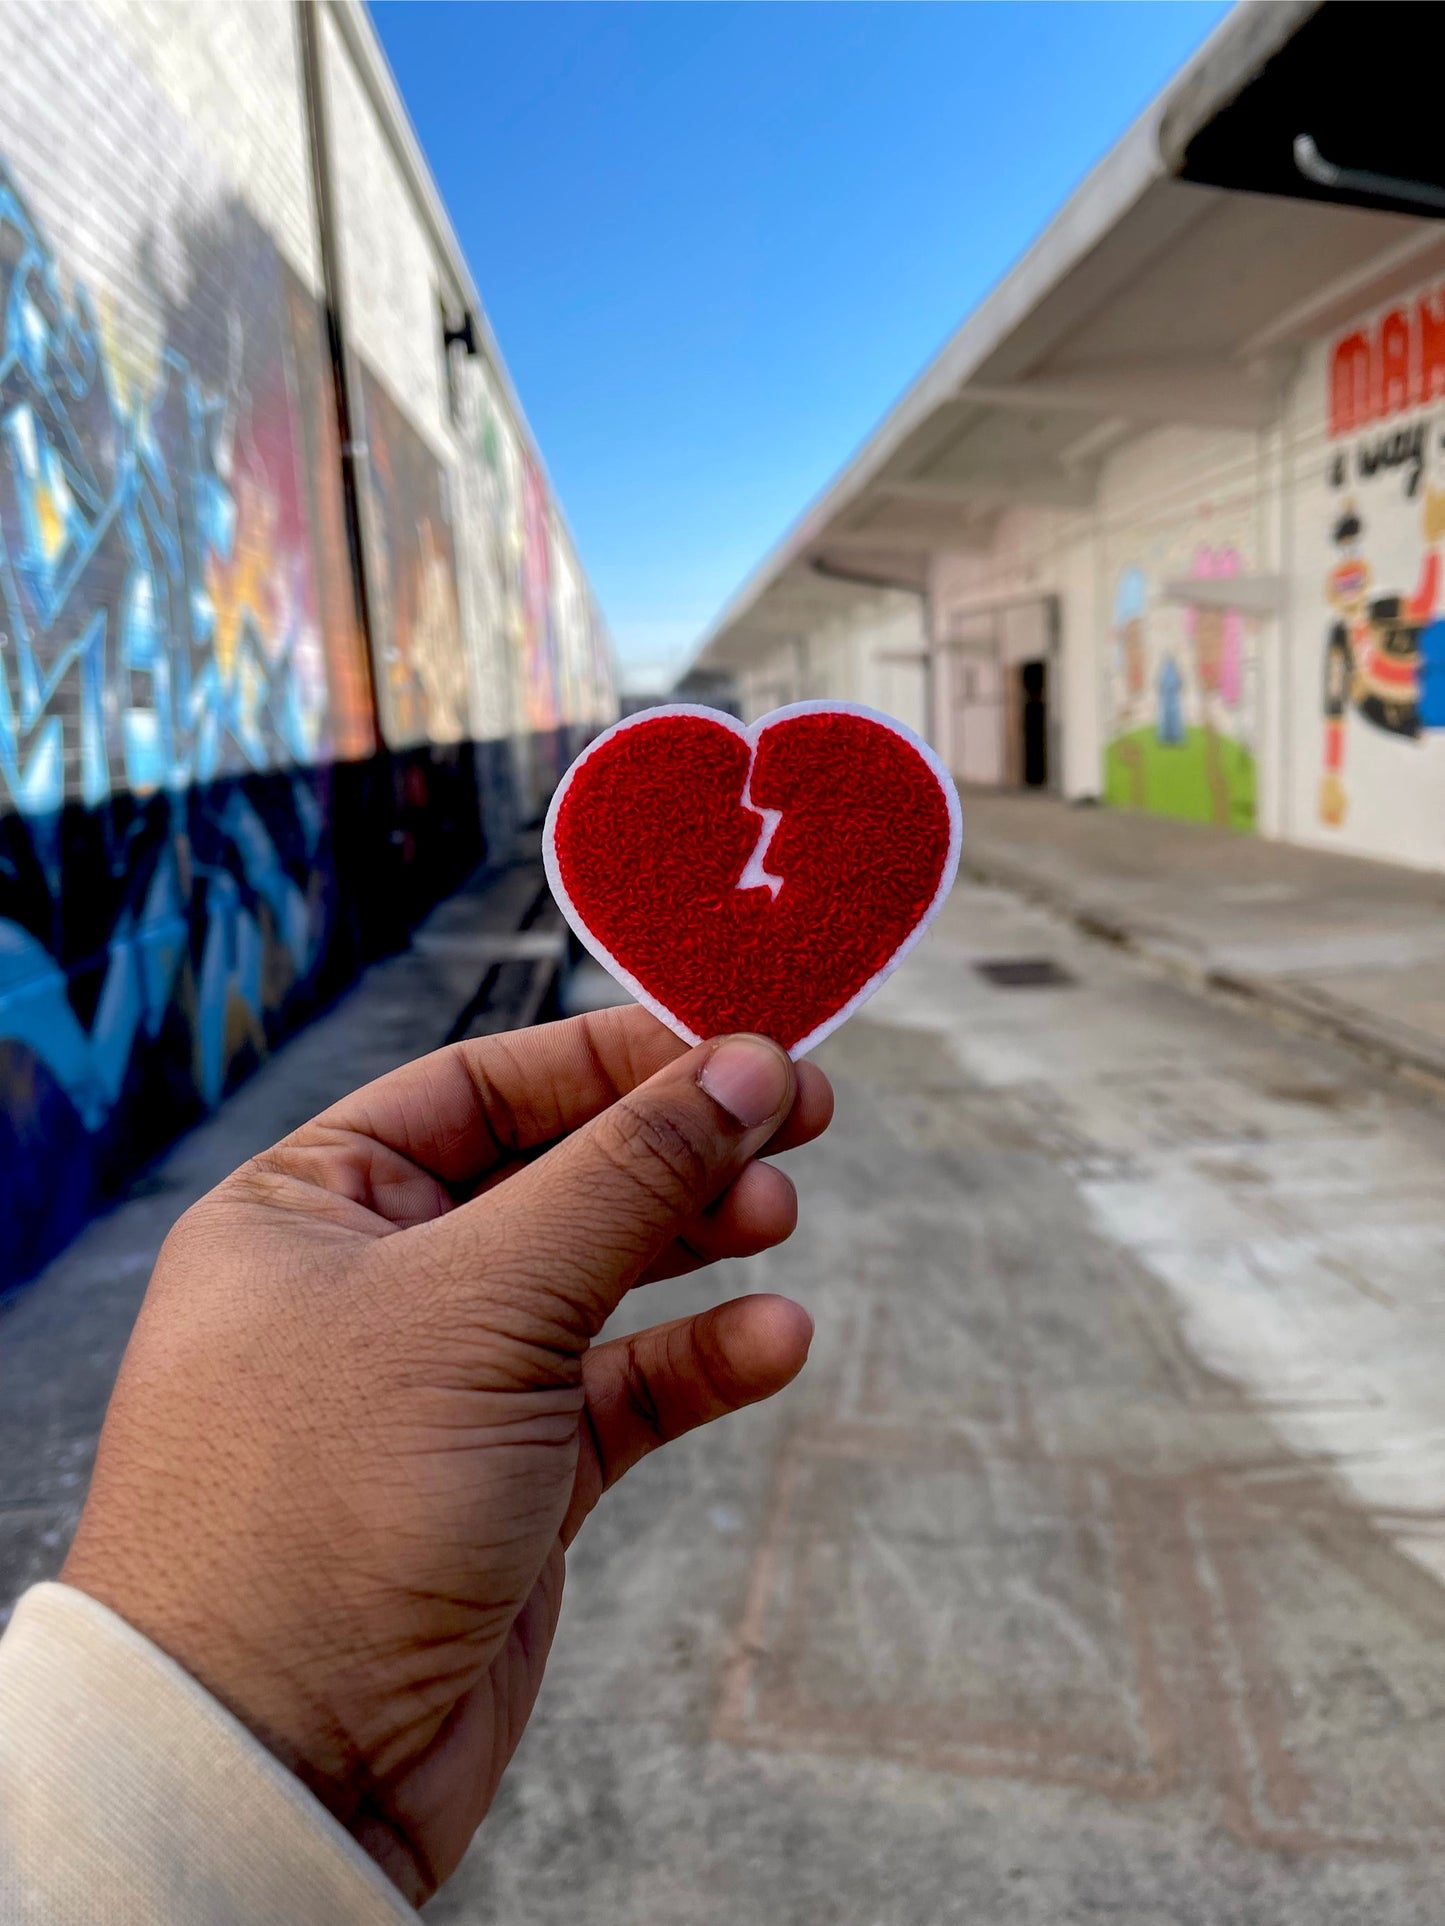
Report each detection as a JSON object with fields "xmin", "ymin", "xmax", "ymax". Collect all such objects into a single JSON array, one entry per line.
[{"xmin": 542, "ymin": 699, "xmax": 963, "ymax": 1059}]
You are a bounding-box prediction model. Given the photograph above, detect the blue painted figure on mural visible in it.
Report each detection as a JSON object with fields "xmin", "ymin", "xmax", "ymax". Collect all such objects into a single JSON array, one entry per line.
[
  {"xmin": 1419, "ymin": 612, "xmax": 1445, "ymax": 730},
  {"xmin": 1155, "ymin": 652, "xmax": 1185, "ymax": 746}
]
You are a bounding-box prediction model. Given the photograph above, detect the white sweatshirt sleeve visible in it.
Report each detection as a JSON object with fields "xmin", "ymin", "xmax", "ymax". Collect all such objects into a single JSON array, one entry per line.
[{"xmin": 0, "ymin": 1583, "xmax": 413, "ymax": 1923}]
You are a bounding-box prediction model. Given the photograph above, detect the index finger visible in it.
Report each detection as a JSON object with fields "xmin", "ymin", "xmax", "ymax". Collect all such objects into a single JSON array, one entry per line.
[{"xmin": 308, "ymin": 1004, "xmax": 688, "ymax": 1189}]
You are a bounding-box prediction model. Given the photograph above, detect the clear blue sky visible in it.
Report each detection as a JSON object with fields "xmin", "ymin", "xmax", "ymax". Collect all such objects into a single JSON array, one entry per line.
[{"xmin": 370, "ymin": 1, "xmax": 1231, "ymax": 690}]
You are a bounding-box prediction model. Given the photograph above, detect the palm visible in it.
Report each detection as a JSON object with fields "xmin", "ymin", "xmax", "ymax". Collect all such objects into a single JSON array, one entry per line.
[
  {"xmin": 65, "ymin": 1006, "xmax": 831, "ymax": 1908},
  {"xmin": 361, "ymin": 1404, "xmax": 620, "ymax": 1894}
]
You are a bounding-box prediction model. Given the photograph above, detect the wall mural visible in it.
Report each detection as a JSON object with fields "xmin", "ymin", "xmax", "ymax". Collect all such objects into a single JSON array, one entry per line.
[
  {"xmin": 456, "ymin": 354, "xmax": 611, "ymax": 769},
  {"xmin": 281, "ymin": 275, "xmax": 374, "ymax": 763},
  {"xmin": 455, "ymin": 360, "xmax": 517, "ymax": 748},
  {"xmin": 0, "ymin": 91, "xmax": 611, "ymax": 1292},
  {"xmin": 1318, "ymin": 294, "xmax": 1445, "ymax": 833},
  {"xmin": 520, "ymin": 452, "xmax": 559, "ymax": 734},
  {"xmin": 0, "ymin": 154, "xmax": 358, "ymax": 1281},
  {"xmin": 357, "ymin": 365, "xmax": 466, "ymax": 750},
  {"xmin": 0, "ymin": 165, "xmax": 338, "ymax": 806},
  {"xmin": 1104, "ymin": 539, "xmax": 1257, "ymax": 831}
]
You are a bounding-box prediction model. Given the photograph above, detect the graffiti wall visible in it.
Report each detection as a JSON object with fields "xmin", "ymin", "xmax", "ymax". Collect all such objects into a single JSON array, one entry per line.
[
  {"xmin": 0, "ymin": 1, "xmax": 614, "ymax": 1292},
  {"xmin": 358, "ymin": 365, "xmax": 466, "ymax": 750},
  {"xmin": 282, "ymin": 276, "xmax": 375, "ymax": 764},
  {"xmin": 1103, "ymin": 517, "xmax": 1259, "ymax": 832},
  {"xmin": 455, "ymin": 356, "xmax": 519, "ymax": 749},
  {"xmin": 0, "ymin": 142, "xmax": 373, "ymax": 1281},
  {"xmin": 1293, "ymin": 284, "xmax": 1445, "ymax": 866},
  {"xmin": 520, "ymin": 453, "xmax": 559, "ymax": 735},
  {"xmin": 450, "ymin": 353, "xmax": 589, "ymax": 818}
]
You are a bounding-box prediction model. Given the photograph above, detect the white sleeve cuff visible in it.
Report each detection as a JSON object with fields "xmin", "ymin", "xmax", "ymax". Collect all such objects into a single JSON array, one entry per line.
[{"xmin": 0, "ymin": 1582, "xmax": 413, "ymax": 1923}]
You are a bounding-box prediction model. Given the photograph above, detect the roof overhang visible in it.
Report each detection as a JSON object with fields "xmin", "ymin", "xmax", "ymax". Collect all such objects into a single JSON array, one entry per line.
[{"xmin": 690, "ymin": 0, "xmax": 1445, "ymax": 678}]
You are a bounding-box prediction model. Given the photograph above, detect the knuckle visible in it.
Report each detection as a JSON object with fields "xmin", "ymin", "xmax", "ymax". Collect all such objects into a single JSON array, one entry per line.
[
  {"xmin": 690, "ymin": 1317, "xmax": 743, "ymax": 1412},
  {"xmin": 227, "ymin": 1151, "xmax": 292, "ymax": 1200},
  {"xmin": 599, "ymin": 1094, "xmax": 716, "ymax": 1208},
  {"xmin": 619, "ymin": 1336, "xmax": 666, "ymax": 1443},
  {"xmin": 453, "ymin": 1037, "xmax": 523, "ymax": 1157}
]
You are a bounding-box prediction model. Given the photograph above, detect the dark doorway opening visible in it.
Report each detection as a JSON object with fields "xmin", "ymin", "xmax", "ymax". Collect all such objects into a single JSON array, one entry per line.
[{"xmin": 1019, "ymin": 658, "xmax": 1048, "ymax": 788}]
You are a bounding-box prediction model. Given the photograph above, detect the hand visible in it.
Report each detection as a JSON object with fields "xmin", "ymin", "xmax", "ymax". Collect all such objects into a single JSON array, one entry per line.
[{"xmin": 61, "ymin": 1008, "xmax": 832, "ymax": 1904}]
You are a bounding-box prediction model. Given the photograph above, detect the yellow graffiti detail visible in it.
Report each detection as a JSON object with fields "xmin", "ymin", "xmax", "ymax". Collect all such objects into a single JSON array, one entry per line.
[
  {"xmin": 33, "ymin": 482, "xmax": 65, "ymax": 564},
  {"xmin": 207, "ymin": 474, "xmax": 277, "ymax": 676}
]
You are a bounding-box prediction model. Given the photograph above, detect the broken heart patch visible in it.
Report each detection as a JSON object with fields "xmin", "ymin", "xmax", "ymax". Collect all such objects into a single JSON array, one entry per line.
[{"xmin": 543, "ymin": 701, "xmax": 961, "ymax": 1056}]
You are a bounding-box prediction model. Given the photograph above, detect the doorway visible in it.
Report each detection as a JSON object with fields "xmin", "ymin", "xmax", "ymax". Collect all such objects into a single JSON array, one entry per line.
[
  {"xmin": 1019, "ymin": 658, "xmax": 1048, "ymax": 787},
  {"xmin": 936, "ymin": 595, "xmax": 1058, "ymax": 791}
]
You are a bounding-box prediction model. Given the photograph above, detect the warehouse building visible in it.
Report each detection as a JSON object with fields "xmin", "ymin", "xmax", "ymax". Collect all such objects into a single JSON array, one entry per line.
[{"xmin": 690, "ymin": 1, "xmax": 1445, "ymax": 875}]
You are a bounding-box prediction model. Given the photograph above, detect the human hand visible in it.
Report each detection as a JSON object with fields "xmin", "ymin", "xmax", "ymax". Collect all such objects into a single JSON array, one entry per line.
[{"xmin": 61, "ymin": 1007, "xmax": 831, "ymax": 1904}]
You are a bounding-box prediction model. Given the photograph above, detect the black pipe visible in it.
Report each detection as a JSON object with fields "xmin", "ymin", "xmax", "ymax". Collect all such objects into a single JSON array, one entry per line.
[{"xmin": 296, "ymin": 0, "xmax": 377, "ymax": 694}]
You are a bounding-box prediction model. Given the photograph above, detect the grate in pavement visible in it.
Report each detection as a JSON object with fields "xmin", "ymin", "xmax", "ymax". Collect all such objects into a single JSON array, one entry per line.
[{"xmin": 973, "ymin": 956, "xmax": 1077, "ymax": 989}]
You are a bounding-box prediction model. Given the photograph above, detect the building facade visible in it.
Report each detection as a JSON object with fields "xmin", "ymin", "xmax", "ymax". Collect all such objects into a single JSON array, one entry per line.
[
  {"xmin": 0, "ymin": 0, "xmax": 615, "ymax": 1289},
  {"xmin": 693, "ymin": 2, "xmax": 1445, "ymax": 875}
]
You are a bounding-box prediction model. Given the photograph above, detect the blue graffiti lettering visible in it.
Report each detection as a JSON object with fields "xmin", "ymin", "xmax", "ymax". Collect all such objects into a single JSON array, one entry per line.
[{"xmin": 0, "ymin": 155, "xmax": 327, "ymax": 1149}]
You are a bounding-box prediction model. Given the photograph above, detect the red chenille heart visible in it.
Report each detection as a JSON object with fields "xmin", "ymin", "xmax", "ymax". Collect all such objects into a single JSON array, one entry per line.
[{"xmin": 544, "ymin": 702, "xmax": 961, "ymax": 1055}]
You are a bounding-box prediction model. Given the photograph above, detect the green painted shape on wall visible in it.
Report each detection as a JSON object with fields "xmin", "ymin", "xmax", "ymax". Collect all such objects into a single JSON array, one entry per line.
[{"xmin": 1103, "ymin": 726, "xmax": 1256, "ymax": 833}]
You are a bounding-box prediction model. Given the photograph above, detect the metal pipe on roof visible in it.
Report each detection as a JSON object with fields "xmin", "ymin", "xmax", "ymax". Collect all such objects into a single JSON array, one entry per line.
[{"xmin": 1293, "ymin": 134, "xmax": 1445, "ymax": 218}]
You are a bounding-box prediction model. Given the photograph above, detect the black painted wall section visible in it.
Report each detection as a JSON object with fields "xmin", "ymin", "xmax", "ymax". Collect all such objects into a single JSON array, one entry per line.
[{"xmin": 0, "ymin": 730, "xmax": 580, "ymax": 1297}]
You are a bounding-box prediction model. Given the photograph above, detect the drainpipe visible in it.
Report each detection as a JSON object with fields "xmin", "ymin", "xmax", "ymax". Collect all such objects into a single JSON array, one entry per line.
[{"xmin": 296, "ymin": 0, "xmax": 376, "ymax": 692}]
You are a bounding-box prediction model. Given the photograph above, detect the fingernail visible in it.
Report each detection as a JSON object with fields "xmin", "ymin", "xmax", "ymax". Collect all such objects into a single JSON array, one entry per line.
[{"xmin": 699, "ymin": 1036, "xmax": 791, "ymax": 1129}]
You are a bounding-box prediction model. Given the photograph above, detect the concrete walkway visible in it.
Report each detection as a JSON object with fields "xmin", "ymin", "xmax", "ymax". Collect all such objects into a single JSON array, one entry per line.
[
  {"xmin": 437, "ymin": 875, "xmax": 1445, "ymax": 1925},
  {"xmin": 5, "ymin": 846, "xmax": 1445, "ymax": 1921},
  {"xmin": 959, "ymin": 791, "xmax": 1445, "ymax": 1090}
]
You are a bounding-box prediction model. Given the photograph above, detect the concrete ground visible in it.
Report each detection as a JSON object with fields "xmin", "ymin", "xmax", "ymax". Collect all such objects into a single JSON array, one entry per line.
[
  {"xmin": 438, "ymin": 878, "xmax": 1445, "ymax": 1925},
  {"xmin": 5, "ymin": 856, "xmax": 1445, "ymax": 1921},
  {"xmin": 959, "ymin": 788, "xmax": 1445, "ymax": 1091}
]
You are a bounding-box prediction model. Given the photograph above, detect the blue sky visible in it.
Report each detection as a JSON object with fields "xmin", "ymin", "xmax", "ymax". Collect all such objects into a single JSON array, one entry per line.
[{"xmin": 370, "ymin": 1, "xmax": 1231, "ymax": 690}]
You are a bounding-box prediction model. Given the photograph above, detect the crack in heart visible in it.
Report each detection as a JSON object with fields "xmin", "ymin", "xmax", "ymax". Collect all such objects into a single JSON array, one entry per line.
[{"xmin": 737, "ymin": 755, "xmax": 785, "ymax": 899}]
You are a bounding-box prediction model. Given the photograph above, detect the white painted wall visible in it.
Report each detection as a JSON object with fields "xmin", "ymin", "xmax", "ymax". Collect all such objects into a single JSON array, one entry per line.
[
  {"xmin": 321, "ymin": 7, "xmax": 450, "ymax": 447},
  {"xmin": 736, "ymin": 591, "xmax": 927, "ymax": 731},
  {"xmin": 92, "ymin": 0, "xmax": 323, "ymax": 292}
]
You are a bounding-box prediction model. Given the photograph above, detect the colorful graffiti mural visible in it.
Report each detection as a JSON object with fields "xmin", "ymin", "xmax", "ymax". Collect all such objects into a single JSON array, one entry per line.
[
  {"xmin": 1318, "ymin": 295, "xmax": 1445, "ymax": 833},
  {"xmin": 0, "ymin": 39, "xmax": 611, "ymax": 1295},
  {"xmin": 358, "ymin": 366, "xmax": 466, "ymax": 750},
  {"xmin": 1104, "ymin": 541, "xmax": 1257, "ymax": 830},
  {"xmin": 280, "ymin": 276, "xmax": 374, "ymax": 763},
  {"xmin": 453, "ymin": 350, "xmax": 612, "ymax": 784},
  {"xmin": 520, "ymin": 453, "xmax": 559, "ymax": 733},
  {"xmin": 455, "ymin": 361, "xmax": 517, "ymax": 747},
  {"xmin": 0, "ymin": 155, "xmax": 362, "ymax": 1280},
  {"xmin": 0, "ymin": 169, "xmax": 337, "ymax": 808}
]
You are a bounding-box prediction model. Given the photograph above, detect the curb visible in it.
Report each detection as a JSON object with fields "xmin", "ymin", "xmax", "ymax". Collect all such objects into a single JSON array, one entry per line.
[{"xmin": 961, "ymin": 849, "xmax": 1445, "ymax": 1100}]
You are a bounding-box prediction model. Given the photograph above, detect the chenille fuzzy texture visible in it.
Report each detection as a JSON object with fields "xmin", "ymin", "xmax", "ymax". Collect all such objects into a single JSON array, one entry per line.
[{"xmin": 551, "ymin": 709, "xmax": 954, "ymax": 1052}]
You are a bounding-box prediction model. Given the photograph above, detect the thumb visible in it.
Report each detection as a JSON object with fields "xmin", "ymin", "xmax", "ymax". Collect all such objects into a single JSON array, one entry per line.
[{"xmin": 433, "ymin": 1034, "xmax": 796, "ymax": 1341}]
